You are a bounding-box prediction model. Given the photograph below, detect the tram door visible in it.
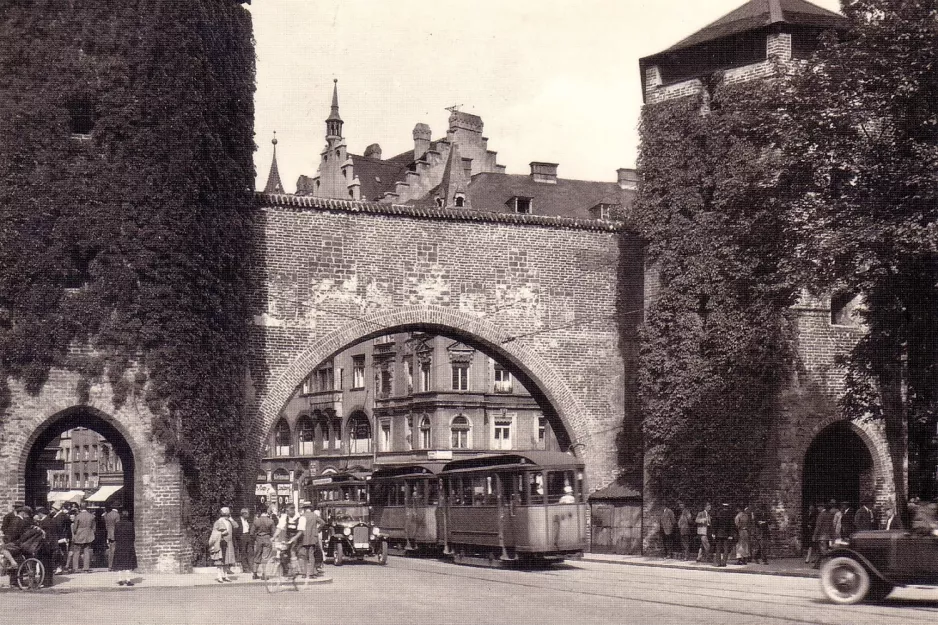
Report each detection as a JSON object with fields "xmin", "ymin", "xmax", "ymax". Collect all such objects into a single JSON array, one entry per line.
[{"xmin": 404, "ymin": 478, "xmax": 421, "ymax": 545}]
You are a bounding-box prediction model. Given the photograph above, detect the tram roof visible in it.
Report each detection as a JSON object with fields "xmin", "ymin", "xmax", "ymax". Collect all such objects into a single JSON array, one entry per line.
[
  {"xmin": 370, "ymin": 462, "xmax": 448, "ymax": 478},
  {"xmin": 305, "ymin": 471, "xmax": 369, "ymax": 487},
  {"xmin": 440, "ymin": 451, "xmax": 583, "ymax": 473}
]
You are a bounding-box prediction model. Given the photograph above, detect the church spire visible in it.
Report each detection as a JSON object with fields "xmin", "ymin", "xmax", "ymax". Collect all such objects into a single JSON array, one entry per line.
[
  {"xmin": 326, "ymin": 79, "xmax": 343, "ymax": 139},
  {"xmin": 263, "ymin": 132, "xmax": 284, "ymax": 194}
]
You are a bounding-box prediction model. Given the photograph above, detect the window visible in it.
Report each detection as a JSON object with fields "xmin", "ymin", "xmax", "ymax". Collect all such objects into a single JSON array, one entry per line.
[
  {"xmin": 380, "ymin": 420, "xmax": 391, "ymax": 451},
  {"xmin": 419, "ymin": 416, "xmax": 432, "ymax": 449},
  {"xmin": 316, "ymin": 364, "xmax": 335, "ymax": 392},
  {"xmin": 507, "ymin": 197, "xmax": 533, "ymax": 214},
  {"xmin": 297, "ymin": 416, "xmax": 315, "ymax": 455},
  {"xmin": 494, "ymin": 365, "xmax": 512, "ymax": 393},
  {"xmin": 831, "ymin": 292, "xmax": 862, "ymax": 327},
  {"xmin": 352, "ymin": 355, "xmax": 365, "ymax": 389},
  {"xmin": 435, "ymin": 197, "xmax": 444, "ymax": 208},
  {"xmin": 454, "ymin": 195, "xmax": 465, "ymax": 208},
  {"xmin": 84, "ymin": 445, "xmax": 90, "ymax": 460},
  {"xmin": 347, "ymin": 413, "xmax": 372, "ymax": 454},
  {"xmin": 274, "ymin": 419, "xmax": 291, "ymax": 456},
  {"xmin": 451, "ymin": 416, "xmax": 471, "ymax": 449},
  {"xmin": 68, "ymin": 97, "xmax": 95, "ymax": 136},
  {"xmin": 452, "ymin": 363, "xmax": 468, "ymax": 391},
  {"xmin": 301, "ymin": 374, "xmax": 313, "ymax": 395},
  {"xmin": 91, "ymin": 473, "xmax": 98, "ymax": 488},
  {"xmin": 538, "ymin": 417, "xmax": 547, "ymax": 447},
  {"xmin": 91, "ymin": 444, "xmax": 97, "ymax": 460},
  {"xmin": 405, "ymin": 358, "xmax": 414, "ymax": 394},
  {"xmin": 492, "ymin": 413, "xmax": 513, "ymax": 450},
  {"xmin": 420, "ymin": 361, "xmax": 431, "ymax": 392},
  {"xmin": 378, "ymin": 367, "xmax": 392, "ymax": 398}
]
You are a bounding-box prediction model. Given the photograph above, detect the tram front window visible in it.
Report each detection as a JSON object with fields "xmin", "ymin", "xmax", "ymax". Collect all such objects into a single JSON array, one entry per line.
[
  {"xmin": 527, "ymin": 472, "xmax": 544, "ymax": 505},
  {"xmin": 546, "ymin": 470, "xmax": 575, "ymax": 504}
]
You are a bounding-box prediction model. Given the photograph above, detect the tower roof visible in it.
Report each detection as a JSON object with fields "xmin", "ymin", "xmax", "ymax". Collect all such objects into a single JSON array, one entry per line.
[
  {"xmin": 662, "ymin": 0, "xmax": 846, "ymax": 54},
  {"xmin": 326, "ymin": 79, "xmax": 342, "ymax": 123},
  {"xmin": 263, "ymin": 132, "xmax": 284, "ymax": 194}
]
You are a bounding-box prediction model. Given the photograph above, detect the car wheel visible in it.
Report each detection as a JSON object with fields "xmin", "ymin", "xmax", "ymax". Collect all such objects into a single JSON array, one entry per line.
[
  {"xmin": 820, "ymin": 556, "xmax": 871, "ymax": 605},
  {"xmin": 333, "ymin": 542, "xmax": 344, "ymax": 566},
  {"xmin": 378, "ymin": 541, "xmax": 388, "ymax": 565}
]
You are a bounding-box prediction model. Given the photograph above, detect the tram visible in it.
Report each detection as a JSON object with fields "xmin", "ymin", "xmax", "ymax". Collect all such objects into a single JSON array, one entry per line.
[
  {"xmin": 439, "ymin": 452, "xmax": 587, "ymax": 565},
  {"xmin": 368, "ymin": 451, "xmax": 587, "ymax": 566},
  {"xmin": 369, "ymin": 461, "xmax": 447, "ymax": 554}
]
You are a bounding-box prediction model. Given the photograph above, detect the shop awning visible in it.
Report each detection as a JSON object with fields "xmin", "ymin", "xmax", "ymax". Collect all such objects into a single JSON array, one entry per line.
[
  {"xmin": 47, "ymin": 490, "xmax": 85, "ymax": 504},
  {"xmin": 85, "ymin": 485, "xmax": 123, "ymax": 503}
]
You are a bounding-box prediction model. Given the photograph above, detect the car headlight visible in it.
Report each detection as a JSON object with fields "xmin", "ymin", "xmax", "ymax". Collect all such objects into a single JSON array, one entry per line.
[
  {"xmin": 343, "ymin": 526, "xmax": 351, "ymax": 536},
  {"xmin": 372, "ymin": 526, "xmax": 380, "ymax": 536}
]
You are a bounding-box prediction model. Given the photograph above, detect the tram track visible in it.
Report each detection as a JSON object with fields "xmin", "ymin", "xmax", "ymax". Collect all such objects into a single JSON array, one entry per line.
[{"xmin": 382, "ymin": 556, "xmax": 938, "ymax": 625}]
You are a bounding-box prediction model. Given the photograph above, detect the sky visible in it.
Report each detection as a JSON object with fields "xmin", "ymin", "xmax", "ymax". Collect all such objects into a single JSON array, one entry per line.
[{"xmin": 248, "ymin": 0, "xmax": 843, "ymax": 193}]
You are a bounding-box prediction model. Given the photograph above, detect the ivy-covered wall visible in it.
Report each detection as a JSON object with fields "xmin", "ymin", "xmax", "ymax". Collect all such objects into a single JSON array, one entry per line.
[
  {"xmin": 0, "ymin": 0, "xmax": 256, "ymax": 563},
  {"xmin": 635, "ymin": 78, "xmax": 802, "ymax": 517}
]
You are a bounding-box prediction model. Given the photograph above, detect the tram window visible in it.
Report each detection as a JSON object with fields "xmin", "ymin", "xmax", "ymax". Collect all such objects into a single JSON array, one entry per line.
[
  {"xmin": 546, "ymin": 471, "xmax": 575, "ymax": 504},
  {"xmin": 506, "ymin": 473, "xmax": 526, "ymax": 506},
  {"xmin": 413, "ymin": 480, "xmax": 426, "ymax": 505},
  {"xmin": 428, "ymin": 480, "xmax": 440, "ymax": 505},
  {"xmin": 527, "ymin": 472, "xmax": 544, "ymax": 505}
]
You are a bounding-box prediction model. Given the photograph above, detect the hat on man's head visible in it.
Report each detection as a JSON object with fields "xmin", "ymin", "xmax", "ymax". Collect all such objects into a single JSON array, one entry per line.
[
  {"xmin": 13, "ymin": 502, "xmax": 24, "ymax": 510},
  {"xmin": 220, "ymin": 506, "xmax": 231, "ymax": 515},
  {"xmin": 300, "ymin": 500, "xmax": 312, "ymax": 509},
  {"xmin": 35, "ymin": 507, "xmax": 48, "ymax": 516},
  {"xmin": 829, "ymin": 498, "xmax": 838, "ymax": 506},
  {"xmin": 21, "ymin": 506, "xmax": 33, "ymax": 516}
]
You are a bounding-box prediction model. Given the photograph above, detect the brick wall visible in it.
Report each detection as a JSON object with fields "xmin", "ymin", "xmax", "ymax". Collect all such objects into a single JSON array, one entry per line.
[
  {"xmin": 0, "ymin": 370, "xmax": 192, "ymax": 573},
  {"xmin": 244, "ymin": 194, "xmax": 644, "ymax": 495}
]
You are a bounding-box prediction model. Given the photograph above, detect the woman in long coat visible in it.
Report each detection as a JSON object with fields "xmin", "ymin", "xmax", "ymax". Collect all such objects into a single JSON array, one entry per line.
[
  {"xmin": 209, "ymin": 507, "xmax": 236, "ymax": 582},
  {"xmin": 734, "ymin": 505, "xmax": 752, "ymax": 565},
  {"xmin": 112, "ymin": 509, "xmax": 137, "ymax": 586}
]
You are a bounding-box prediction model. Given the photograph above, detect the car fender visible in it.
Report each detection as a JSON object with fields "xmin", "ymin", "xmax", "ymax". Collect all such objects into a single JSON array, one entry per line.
[{"xmin": 825, "ymin": 547, "xmax": 894, "ymax": 584}]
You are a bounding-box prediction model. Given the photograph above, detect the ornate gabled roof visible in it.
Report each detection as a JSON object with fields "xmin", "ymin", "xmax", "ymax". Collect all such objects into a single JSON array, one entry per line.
[
  {"xmin": 662, "ymin": 0, "xmax": 846, "ymax": 54},
  {"xmin": 263, "ymin": 132, "xmax": 284, "ymax": 194}
]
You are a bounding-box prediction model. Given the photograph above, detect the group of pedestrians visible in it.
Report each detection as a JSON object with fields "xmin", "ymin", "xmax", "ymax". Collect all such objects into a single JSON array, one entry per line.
[
  {"xmin": 208, "ymin": 500, "xmax": 325, "ymax": 584},
  {"xmin": 1, "ymin": 501, "xmax": 136, "ymax": 587},
  {"xmin": 803, "ymin": 498, "xmax": 875, "ymax": 568},
  {"xmin": 659, "ymin": 501, "xmax": 771, "ymax": 567}
]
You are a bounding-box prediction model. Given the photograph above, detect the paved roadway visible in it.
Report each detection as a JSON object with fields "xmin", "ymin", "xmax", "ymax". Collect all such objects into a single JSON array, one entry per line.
[{"xmin": 3, "ymin": 558, "xmax": 938, "ymax": 624}]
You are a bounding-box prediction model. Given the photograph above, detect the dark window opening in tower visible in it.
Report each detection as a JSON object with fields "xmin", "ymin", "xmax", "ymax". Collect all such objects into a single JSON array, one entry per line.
[{"xmin": 68, "ymin": 97, "xmax": 96, "ymax": 136}]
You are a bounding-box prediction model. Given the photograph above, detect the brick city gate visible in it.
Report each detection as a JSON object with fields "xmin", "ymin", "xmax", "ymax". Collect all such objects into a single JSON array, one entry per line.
[{"xmin": 243, "ymin": 193, "xmax": 643, "ymax": 498}]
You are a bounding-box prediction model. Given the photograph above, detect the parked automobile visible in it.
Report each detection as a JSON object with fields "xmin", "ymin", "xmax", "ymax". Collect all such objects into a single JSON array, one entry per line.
[{"xmin": 820, "ymin": 529, "xmax": 938, "ymax": 604}]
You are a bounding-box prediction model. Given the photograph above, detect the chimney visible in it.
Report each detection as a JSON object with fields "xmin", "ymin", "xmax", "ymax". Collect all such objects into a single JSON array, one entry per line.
[
  {"xmin": 617, "ymin": 168, "xmax": 639, "ymax": 190},
  {"xmin": 413, "ymin": 123, "xmax": 431, "ymax": 161},
  {"xmin": 530, "ymin": 162, "xmax": 558, "ymax": 184},
  {"xmin": 364, "ymin": 143, "xmax": 382, "ymax": 160}
]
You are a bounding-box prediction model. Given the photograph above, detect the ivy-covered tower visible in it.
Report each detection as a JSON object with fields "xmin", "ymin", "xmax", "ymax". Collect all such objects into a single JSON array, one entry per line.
[
  {"xmin": 0, "ymin": 1, "xmax": 256, "ymax": 571},
  {"xmin": 634, "ymin": 0, "xmax": 894, "ymax": 556}
]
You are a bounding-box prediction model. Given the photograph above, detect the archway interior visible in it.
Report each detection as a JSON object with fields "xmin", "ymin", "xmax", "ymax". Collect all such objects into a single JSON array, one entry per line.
[
  {"xmin": 24, "ymin": 407, "xmax": 135, "ymax": 519},
  {"xmin": 257, "ymin": 326, "xmax": 573, "ymax": 510},
  {"xmin": 801, "ymin": 422, "xmax": 873, "ymax": 538}
]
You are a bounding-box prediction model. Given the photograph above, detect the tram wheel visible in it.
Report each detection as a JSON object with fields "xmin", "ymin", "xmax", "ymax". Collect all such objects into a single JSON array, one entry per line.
[
  {"xmin": 333, "ymin": 542, "xmax": 344, "ymax": 566},
  {"xmin": 17, "ymin": 558, "xmax": 45, "ymax": 591}
]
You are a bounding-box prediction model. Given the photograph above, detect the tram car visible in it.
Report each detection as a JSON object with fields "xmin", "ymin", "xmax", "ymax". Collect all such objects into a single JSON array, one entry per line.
[
  {"xmin": 369, "ymin": 461, "xmax": 447, "ymax": 554},
  {"xmin": 303, "ymin": 472, "xmax": 387, "ymax": 565},
  {"xmin": 439, "ymin": 452, "xmax": 587, "ymax": 565}
]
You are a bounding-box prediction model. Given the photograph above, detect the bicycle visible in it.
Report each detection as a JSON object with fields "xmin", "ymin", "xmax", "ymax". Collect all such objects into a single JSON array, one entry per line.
[
  {"xmin": 262, "ymin": 542, "xmax": 299, "ymax": 593},
  {"xmin": 1, "ymin": 547, "xmax": 46, "ymax": 591}
]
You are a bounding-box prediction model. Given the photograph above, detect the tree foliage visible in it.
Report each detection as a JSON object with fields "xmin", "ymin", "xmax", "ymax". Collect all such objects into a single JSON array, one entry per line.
[
  {"xmin": 0, "ymin": 0, "xmax": 256, "ymax": 560},
  {"xmin": 783, "ymin": 0, "xmax": 938, "ymax": 501},
  {"xmin": 635, "ymin": 78, "xmax": 801, "ymax": 507}
]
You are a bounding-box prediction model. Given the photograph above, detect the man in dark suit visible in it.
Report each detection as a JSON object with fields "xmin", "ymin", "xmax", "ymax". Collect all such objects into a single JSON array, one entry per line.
[
  {"xmin": 840, "ymin": 501, "xmax": 856, "ymax": 538},
  {"xmin": 234, "ymin": 508, "xmax": 254, "ymax": 576},
  {"xmin": 711, "ymin": 502, "xmax": 736, "ymax": 567},
  {"xmin": 36, "ymin": 508, "xmax": 57, "ymax": 587},
  {"xmin": 50, "ymin": 505, "xmax": 71, "ymax": 573},
  {"xmin": 854, "ymin": 498, "xmax": 874, "ymax": 532}
]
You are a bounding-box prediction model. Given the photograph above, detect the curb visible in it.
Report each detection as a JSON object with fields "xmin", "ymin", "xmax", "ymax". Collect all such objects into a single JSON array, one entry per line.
[
  {"xmin": 582, "ymin": 556, "xmax": 817, "ymax": 579},
  {"xmin": 2, "ymin": 576, "xmax": 334, "ymax": 595}
]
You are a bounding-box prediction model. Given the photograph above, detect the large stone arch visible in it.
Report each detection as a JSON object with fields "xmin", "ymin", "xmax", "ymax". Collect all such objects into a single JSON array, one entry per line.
[
  {"xmin": 799, "ymin": 414, "xmax": 893, "ymax": 501},
  {"xmin": 254, "ymin": 305, "xmax": 591, "ymax": 465}
]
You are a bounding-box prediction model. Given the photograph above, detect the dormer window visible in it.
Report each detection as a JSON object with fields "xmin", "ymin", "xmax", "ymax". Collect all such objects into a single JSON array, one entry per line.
[
  {"xmin": 454, "ymin": 194, "xmax": 465, "ymax": 208},
  {"xmin": 508, "ymin": 197, "xmax": 532, "ymax": 214},
  {"xmin": 68, "ymin": 97, "xmax": 96, "ymax": 138},
  {"xmin": 435, "ymin": 197, "xmax": 444, "ymax": 208},
  {"xmin": 591, "ymin": 203, "xmax": 619, "ymax": 220}
]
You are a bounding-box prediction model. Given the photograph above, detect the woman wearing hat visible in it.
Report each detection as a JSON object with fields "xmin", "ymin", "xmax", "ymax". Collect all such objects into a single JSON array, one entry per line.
[{"xmin": 208, "ymin": 507, "xmax": 237, "ymax": 582}]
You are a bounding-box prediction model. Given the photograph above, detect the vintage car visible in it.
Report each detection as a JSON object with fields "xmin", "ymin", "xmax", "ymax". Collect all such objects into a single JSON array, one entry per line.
[
  {"xmin": 323, "ymin": 511, "xmax": 388, "ymax": 566},
  {"xmin": 303, "ymin": 473, "xmax": 388, "ymax": 566},
  {"xmin": 820, "ymin": 529, "xmax": 938, "ymax": 604}
]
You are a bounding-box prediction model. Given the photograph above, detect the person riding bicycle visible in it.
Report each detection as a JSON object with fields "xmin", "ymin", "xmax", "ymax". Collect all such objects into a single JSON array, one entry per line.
[
  {"xmin": 274, "ymin": 503, "xmax": 303, "ymax": 576},
  {"xmin": 1, "ymin": 506, "xmax": 44, "ymax": 580}
]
